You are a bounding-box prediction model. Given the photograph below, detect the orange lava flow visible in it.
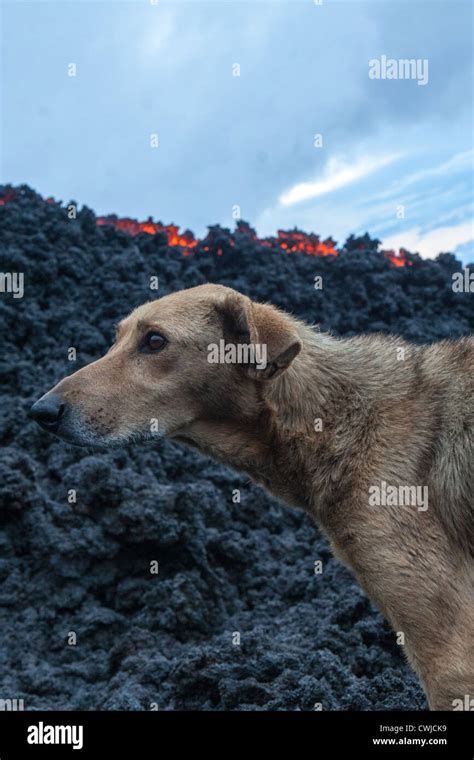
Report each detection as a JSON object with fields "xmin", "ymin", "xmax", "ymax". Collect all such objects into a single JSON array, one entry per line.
[{"xmin": 0, "ymin": 189, "xmax": 411, "ymax": 265}]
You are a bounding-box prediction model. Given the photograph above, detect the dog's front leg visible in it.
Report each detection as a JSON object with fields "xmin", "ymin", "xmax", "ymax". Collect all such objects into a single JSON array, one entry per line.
[{"xmin": 321, "ymin": 500, "xmax": 474, "ymax": 710}]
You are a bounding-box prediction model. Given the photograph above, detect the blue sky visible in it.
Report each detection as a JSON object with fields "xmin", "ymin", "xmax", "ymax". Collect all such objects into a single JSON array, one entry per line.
[{"xmin": 1, "ymin": 0, "xmax": 473, "ymax": 261}]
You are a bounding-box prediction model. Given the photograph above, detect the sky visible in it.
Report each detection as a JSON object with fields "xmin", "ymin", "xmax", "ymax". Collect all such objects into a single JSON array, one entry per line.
[{"xmin": 1, "ymin": 0, "xmax": 473, "ymax": 262}]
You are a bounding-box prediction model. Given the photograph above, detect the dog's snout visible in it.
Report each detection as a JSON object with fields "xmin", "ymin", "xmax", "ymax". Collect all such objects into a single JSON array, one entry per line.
[{"xmin": 30, "ymin": 394, "xmax": 66, "ymax": 430}]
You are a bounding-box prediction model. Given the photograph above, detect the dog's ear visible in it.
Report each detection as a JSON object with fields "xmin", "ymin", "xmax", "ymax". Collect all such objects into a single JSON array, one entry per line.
[
  {"xmin": 215, "ymin": 292, "xmax": 301, "ymax": 380},
  {"xmin": 251, "ymin": 301, "xmax": 301, "ymax": 379},
  {"xmin": 215, "ymin": 292, "xmax": 252, "ymax": 344}
]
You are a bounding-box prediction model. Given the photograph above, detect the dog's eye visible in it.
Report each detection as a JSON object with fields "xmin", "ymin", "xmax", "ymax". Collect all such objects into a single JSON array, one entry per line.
[{"xmin": 142, "ymin": 332, "xmax": 168, "ymax": 353}]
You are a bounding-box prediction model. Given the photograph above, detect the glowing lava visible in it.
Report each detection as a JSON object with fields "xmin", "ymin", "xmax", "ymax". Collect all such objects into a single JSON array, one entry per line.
[{"xmin": 0, "ymin": 189, "xmax": 411, "ymax": 265}]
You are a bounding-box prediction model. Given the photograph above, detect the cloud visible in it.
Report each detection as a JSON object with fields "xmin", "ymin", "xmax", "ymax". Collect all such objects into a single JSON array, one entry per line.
[
  {"xmin": 278, "ymin": 153, "xmax": 402, "ymax": 207},
  {"xmin": 403, "ymin": 149, "xmax": 474, "ymax": 184},
  {"xmin": 383, "ymin": 220, "xmax": 473, "ymax": 258},
  {"xmin": 369, "ymin": 150, "xmax": 474, "ymax": 203}
]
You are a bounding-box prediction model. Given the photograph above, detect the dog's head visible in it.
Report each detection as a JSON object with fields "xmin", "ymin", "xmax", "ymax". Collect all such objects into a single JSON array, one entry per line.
[{"xmin": 30, "ymin": 284, "xmax": 301, "ymax": 448}]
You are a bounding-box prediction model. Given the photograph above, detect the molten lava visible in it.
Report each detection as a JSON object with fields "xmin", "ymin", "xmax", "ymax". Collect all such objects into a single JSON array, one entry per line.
[
  {"xmin": 96, "ymin": 216, "xmax": 199, "ymax": 249},
  {"xmin": 383, "ymin": 249, "xmax": 410, "ymax": 268},
  {"xmin": 0, "ymin": 188, "xmax": 411, "ymax": 266},
  {"xmin": 0, "ymin": 190, "xmax": 17, "ymax": 206}
]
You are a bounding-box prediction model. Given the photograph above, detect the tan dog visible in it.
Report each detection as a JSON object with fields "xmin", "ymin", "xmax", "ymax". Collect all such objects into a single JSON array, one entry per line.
[{"xmin": 31, "ymin": 284, "xmax": 474, "ymax": 710}]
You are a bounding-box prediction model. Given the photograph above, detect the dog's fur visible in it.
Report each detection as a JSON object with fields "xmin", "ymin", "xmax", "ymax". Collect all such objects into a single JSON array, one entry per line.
[{"xmin": 33, "ymin": 284, "xmax": 474, "ymax": 710}]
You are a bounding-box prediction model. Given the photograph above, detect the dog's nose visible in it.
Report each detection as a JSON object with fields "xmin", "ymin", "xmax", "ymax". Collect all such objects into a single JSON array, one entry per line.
[{"xmin": 30, "ymin": 394, "xmax": 66, "ymax": 430}]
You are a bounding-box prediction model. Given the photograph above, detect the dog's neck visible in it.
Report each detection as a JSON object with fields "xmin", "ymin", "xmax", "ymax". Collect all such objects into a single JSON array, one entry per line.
[{"xmin": 175, "ymin": 326, "xmax": 380, "ymax": 514}]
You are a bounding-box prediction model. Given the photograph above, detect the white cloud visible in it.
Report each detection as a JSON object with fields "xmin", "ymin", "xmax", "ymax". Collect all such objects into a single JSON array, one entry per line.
[
  {"xmin": 278, "ymin": 153, "xmax": 402, "ymax": 207},
  {"xmin": 368, "ymin": 149, "xmax": 474, "ymax": 203},
  {"xmin": 383, "ymin": 220, "xmax": 473, "ymax": 258},
  {"xmin": 404, "ymin": 149, "xmax": 473, "ymax": 183}
]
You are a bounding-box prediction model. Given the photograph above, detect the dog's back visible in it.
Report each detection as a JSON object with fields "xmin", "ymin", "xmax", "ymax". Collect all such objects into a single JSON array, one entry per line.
[{"xmin": 421, "ymin": 337, "xmax": 474, "ymax": 555}]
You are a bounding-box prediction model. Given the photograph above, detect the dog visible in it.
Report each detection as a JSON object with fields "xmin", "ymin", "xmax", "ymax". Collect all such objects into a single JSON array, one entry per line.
[{"xmin": 30, "ymin": 283, "xmax": 474, "ymax": 710}]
